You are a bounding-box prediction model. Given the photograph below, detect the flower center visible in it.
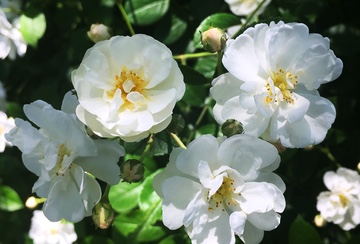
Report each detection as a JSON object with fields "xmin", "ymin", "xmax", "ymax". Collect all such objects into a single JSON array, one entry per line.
[
  {"xmin": 266, "ymin": 68, "xmax": 298, "ymax": 104},
  {"xmin": 55, "ymin": 144, "xmax": 72, "ymax": 176},
  {"xmin": 207, "ymin": 176, "xmax": 240, "ymax": 212},
  {"xmin": 338, "ymin": 193, "xmax": 349, "ymax": 207},
  {"xmin": 111, "ymin": 66, "xmax": 148, "ymax": 111}
]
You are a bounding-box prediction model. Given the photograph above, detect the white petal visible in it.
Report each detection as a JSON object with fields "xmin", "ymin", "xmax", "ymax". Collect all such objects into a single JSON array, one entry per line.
[
  {"xmin": 198, "ymin": 160, "xmax": 215, "ymax": 189},
  {"xmin": 269, "ymin": 93, "xmax": 336, "ymax": 148},
  {"xmin": 239, "ymin": 182, "xmax": 278, "ymax": 213},
  {"xmin": 61, "ymin": 90, "xmax": 79, "ymax": 114},
  {"xmin": 240, "ymin": 221, "xmax": 265, "ymax": 244},
  {"xmin": 188, "ymin": 212, "xmax": 235, "ymax": 244},
  {"xmin": 176, "ymin": 135, "xmax": 220, "ymax": 177},
  {"xmin": 24, "ymin": 101, "xmax": 98, "ymax": 156},
  {"xmin": 256, "ymin": 172, "xmax": 286, "ymax": 193},
  {"xmin": 147, "ymin": 88, "xmax": 177, "ymax": 114},
  {"xmin": 79, "ymin": 173, "xmax": 102, "ymax": 216},
  {"xmin": 5, "ymin": 118, "xmax": 44, "ymax": 154},
  {"xmin": 161, "ymin": 176, "xmax": 202, "ymax": 230},
  {"xmin": 217, "ymin": 134, "xmax": 279, "ymax": 180},
  {"xmin": 43, "ymin": 178, "xmax": 85, "ymax": 222},
  {"xmin": 254, "ymin": 93, "xmax": 276, "ymax": 119},
  {"xmin": 75, "ymin": 139, "xmax": 124, "ymax": 185},
  {"xmin": 75, "ymin": 105, "xmax": 115, "ymax": 138},
  {"xmin": 247, "ymin": 211, "xmax": 281, "ymax": 231},
  {"xmin": 284, "ymin": 92, "xmax": 310, "ymax": 123},
  {"xmin": 210, "ymin": 73, "xmax": 243, "ymax": 105},
  {"xmin": 223, "ymin": 34, "xmax": 264, "ymax": 84},
  {"xmin": 294, "ymin": 43, "xmax": 343, "ymax": 90},
  {"xmin": 229, "ymin": 211, "xmax": 247, "ymax": 236}
]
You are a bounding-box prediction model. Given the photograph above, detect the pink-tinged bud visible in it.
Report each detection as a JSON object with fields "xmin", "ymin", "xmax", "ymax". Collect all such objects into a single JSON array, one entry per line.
[
  {"xmin": 92, "ymin": 202, "xmax": 115, "ymax": 229},
  {"xmin": 120, "ymin": 159, "xmax": 145, "ymax": 183},
  {"xmin": 87, "ymin": 24, "xmax": 111, "ymax": 43},
  {"xmin": 200, "ymin": 27, "xmax": 227, "ymax": 53}
]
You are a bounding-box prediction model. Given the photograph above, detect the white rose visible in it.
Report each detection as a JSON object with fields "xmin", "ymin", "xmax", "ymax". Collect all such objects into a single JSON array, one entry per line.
[
  {"xmin": 211, "ymin": 21, "xmax": 343, "ymax": 148},
  {"xmin": 153, "ymin": 134, "xmax": 286, "ymax": 244},
  {"xmin": 71, "ymin": 34, "xmax": 185, "ymax": 142},
  {"xmin": 5, "ymin": 95, "xmax": 125, "ymax": 222}
]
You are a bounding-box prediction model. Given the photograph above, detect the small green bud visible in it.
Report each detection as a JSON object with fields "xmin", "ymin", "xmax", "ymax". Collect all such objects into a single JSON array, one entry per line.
[
  {"xmin": 200, "ymin": 27, "xmax": 227, "ymax": 53},
  {"xmin": 87, "ymin": 23, "xmax": 112, "ymax": 43},
  {"xmin": 120, "ymin": 159, "xmax": 145, "ymax": 183},
  {"xmin": 92, "ymin": 202, "xmax": 115, "ymax": 229},
  {"xmin": 221, "ymin": 119, "xmax": 243, "ymax": 137},
  {"xmin": 166, "ymin": 114, "xmax": 185, "ymax": 134}
]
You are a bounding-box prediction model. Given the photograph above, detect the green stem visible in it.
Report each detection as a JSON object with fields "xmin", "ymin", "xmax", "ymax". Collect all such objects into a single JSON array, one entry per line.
[
  {"xmin": 117, "ymin": 3, "xmax": 135, "ymax": 36},
  {"xmin": 216, "ymin": 51, "xmax": 224, "ymax": 75},
  {"xmin": 139, "ymin": 135, "xmax": 153, "ymax": 162},
  {"xmin": 170, "ymin": 133, "xmax": 187, "ymax": 149},
  {"xmin": 101, "ymin": 184, "xmax": 111, "ymax": 203},
  {"xmin": 1, "ymin": 7, "xmax": 22, "ymax": 15},
  {"xmin": 195, "ymin": 104, "xmax": 209, "ymax": 127},
  {"xmin": 318, "ymin": 146, "xmax": 342, "ymax": 168},
  {"xmin": 185, "ymin": 104, "xmax": 211, "ymax": 144},
  {"xmin": 173, "ymin": 52, "xmax": 216, "ymax": 61},
  {"xmin": 231, "ymin": 0, "xmax": 268, "ymax": 38}
]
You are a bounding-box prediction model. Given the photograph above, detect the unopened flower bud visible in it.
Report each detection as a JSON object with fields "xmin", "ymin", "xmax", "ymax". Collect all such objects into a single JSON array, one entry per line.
[
  {"xmin": 87, "ymin": 24, "xmax": 111, "ymax": 43},
  {"xmin": 314, "ymin": 214, "xmax": 326, "ymax": 228},
  {"xmin": 120, "ymin": 159, "xmax": 145, "ymax": 183},
  {"xmin": 200, "ymin": 27, "xmax": 227, "ymax": 53},
  {"xmin": 92, "ymin": 202, "xmax": 115, "ymax": 229},
  {"xmin": 25, "ymin": 196, "xmax": 46, "ymax": 209},
  {"xmin": 166, "ymin": 114, "xmax": 185, "ymax": 134},
  {"xmin": 221, "ymin": 119, "xmax": 243, "ymax": 137},
  {"xmin": 25, "ymin": 196, "xmax": 38, "ymax": 209}
]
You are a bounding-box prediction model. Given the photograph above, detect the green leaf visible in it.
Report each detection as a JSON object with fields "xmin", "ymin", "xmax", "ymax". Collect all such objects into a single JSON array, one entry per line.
[
  {"xmin": 113, "ymin": 171, "xmax": 165, "ymax": 242},
  {"xmin": 109, "ymin": 181, "xmax": 143, "ymax": 212},
  {"xmin": 123, "ymin": 138, "xmax": 148, "ymax": 156},
  {"xmin": 194, "ymin": 56, "xmax": 218, "ymax": 79},
  {"xmin": 179, "ymin": 64, "xmax": 210, "ymax": 85},
  {"xmin": 148, "ymin": 131, "xmax": 173, "ymax": 156},
  {"xmin": 193, "ymin": 13, "xmax": 241, "ymax": 49},
  {"xmin": 288, "ymin": 215, "xmax": 323, "ymax": 244},
  {"xmin": 124, "ymin": 0, "xmax": 170, "ymax": 26},
  {"xmin": 154, "ymin": 14, "xmax": 187, "ymax": 45},
  {"xmin": 182, "ymin": 84, "xmax": 207, "ymax": 107},
  {"xmin": 19, "ymin": 10, "xmax": 46, "ymax": 47},
  {"xmin": 138, "ymin": 169, "xmax": 162, "ymax": 211},
  {"xmin": 84, "ymin": 235, "xmax": 114, "ymax": 244},
  {"xmin": 0, "ymin": 185, "xmax": 24, "ymax": 211},
  {"xmin": 196, "ymin": 124, "xmax": 217, "ymax": 137}
]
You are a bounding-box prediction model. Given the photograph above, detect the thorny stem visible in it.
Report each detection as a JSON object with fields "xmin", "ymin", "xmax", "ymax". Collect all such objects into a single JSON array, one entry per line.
[{"xmin": 117, "ymin": 3, "xmax": 135, "ymax": 36}]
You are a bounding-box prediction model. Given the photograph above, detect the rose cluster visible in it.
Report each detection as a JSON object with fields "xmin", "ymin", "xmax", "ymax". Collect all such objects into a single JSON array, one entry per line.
[{"xmin": 4, "ymin": 18, "xmax": 345, "ymax": 244}]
